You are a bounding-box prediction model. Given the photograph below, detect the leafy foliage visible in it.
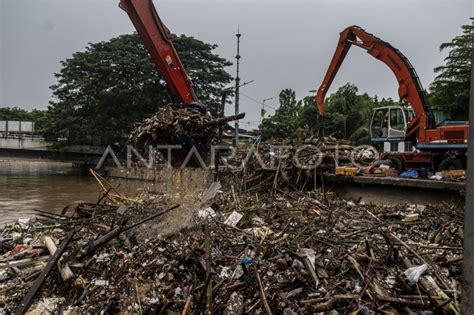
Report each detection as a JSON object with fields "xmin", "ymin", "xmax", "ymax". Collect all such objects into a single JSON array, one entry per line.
[
  {"xmin": 0, "ymin": 107, "xmax": 32, "ymax": 121},
  {"xmin": 0, "ymin": 107, "xmax": 50, "ymax": 133},
  {"xmin": 429, "ymin": 20, "xmax": 473, "ymax": 119},
  {"xmin": 323, "ymin": 84, "xmax": 397, "ymax": 144},
  {"xmin": 48, "ymin": 33, "xmax": 232, "ymax": 145},
  {"xmin": 260, "ymin": 89, "xmax": 303, "ymax": 139},
  {"xmin": 260, "ymin": 84, "xmax": 400, "ymax": 144}
]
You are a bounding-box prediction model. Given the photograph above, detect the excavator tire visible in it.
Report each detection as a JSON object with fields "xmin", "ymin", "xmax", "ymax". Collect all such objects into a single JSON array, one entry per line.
[
  {"xmin": 388, "ymin": 156, "xmax": 405, "ymax": 173},
  {"xmin": 438, "ymin": 157, "xmax": 463, "ymax": 172}
]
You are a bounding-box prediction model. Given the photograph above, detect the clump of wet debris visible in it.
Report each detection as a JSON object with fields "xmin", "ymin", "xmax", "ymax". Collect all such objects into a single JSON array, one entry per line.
[
  {"xmin": 0, "ymin": 175, "xmax": 463, "ymax": 313},
  {"xmin": 221, "ymin": 137, "xmax": 374, "ymax": 192},
  {"xmin": 220, "ymin": 138, "xmax": 467, "ymax": 192},
  {"xmin": 224, "ymin": 137, "xmax": 359, "ymax": 170},
  {"xmin": 130, "ymin": 104, "xmax": 244, "ymax": 148}
]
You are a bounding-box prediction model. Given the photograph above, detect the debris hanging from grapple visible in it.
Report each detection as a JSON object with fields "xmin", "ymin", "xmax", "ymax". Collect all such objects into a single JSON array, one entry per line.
[{"xmin": 130, "ymin": 105, "xmax": 244, "ymax": 148}]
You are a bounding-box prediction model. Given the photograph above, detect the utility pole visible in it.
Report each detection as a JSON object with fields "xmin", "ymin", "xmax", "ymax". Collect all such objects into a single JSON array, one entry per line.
[{"xmin": 234, "ymin": 28, "xmax": 241, "ymax": 147}]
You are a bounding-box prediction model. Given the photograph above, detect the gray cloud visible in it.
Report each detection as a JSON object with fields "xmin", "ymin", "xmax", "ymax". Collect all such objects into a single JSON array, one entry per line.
[{"xmin": 0, "ymin": 0, "xmax": 472, "ymax": 129}]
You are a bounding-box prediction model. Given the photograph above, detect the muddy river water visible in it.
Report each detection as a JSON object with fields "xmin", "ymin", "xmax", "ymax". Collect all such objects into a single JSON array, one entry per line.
[{"xmin": 0, "ymin": 160, "xmax": 154, "ymax": 225}]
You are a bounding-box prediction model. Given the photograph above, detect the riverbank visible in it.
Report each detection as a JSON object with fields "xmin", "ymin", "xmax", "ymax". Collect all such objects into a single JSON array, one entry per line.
[{"xmin": 0, "ymin": 161, "xmax": 214, "ymax": 226}]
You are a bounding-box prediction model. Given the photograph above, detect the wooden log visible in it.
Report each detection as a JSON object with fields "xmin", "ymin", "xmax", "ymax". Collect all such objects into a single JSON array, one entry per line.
[
  {"xmin": 301, "ymin": 294, "xmax": 358, "ymax": 311},
  {"xmin": 15, "ymin": 230, "xmax": 75, "ymax": 315},
  {"xmin": 69, "ymin": 204, "xmax": 180, "ymax": 261},
  {"xmin": 0, "ymin": 256, "xmax": 50, "ymax": 270},
  {"xmin": 43, "ymin": 236, "xmax": 74, "ymax": 281},
  {"xmin": 377, "ymin": 295, "xmax": 432, "ymax": 306},
  {"xmin": 299, "ymin": 255, "xmax": 319, "ymax": 288},
  {"xmin": 182, "ymin": 295, "xmax": 192, "ymax": 315},
  {"xmin": 253, "ymin": 264, "xmax": 272, "ymax": 315},
  {"xmin": 202, "ymin": 113, "xmax": 245, "ymax": 128}
]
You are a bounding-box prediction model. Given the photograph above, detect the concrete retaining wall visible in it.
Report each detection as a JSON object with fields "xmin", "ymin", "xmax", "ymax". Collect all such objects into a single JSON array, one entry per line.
[
  {"xmin": 0, "ymin": 137, "xmax": 52, "ymax": 150},
  {"xmin": 104, "ymin": 166, "xmax": 214, "ymax": 191}
]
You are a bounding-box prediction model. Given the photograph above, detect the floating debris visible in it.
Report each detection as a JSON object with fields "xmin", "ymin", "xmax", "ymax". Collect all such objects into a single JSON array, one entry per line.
[{"xmin": 0, "ymin": 180, "xmax": 463, "ymax": 313}]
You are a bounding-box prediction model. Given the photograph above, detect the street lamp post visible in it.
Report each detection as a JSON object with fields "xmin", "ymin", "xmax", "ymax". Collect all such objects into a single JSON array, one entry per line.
[
  {"xmin": 260, "ymin": 97, "xmax": 274, "ymax": 124},
  {"xmin": 234, "ymin": 29, "xmax": 242, "ymax": 147}
]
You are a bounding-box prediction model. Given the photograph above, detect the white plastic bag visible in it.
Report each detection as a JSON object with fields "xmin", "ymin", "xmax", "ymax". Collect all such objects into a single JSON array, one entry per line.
[{"xmin": 404, "ymin": 264, "xmax": 428, "ymax": 284}]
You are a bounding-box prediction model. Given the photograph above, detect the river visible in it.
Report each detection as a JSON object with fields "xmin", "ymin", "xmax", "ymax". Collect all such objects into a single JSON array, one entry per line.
[{"xmin": 0, "ymin": 160, "xmax": 150, "ymax": 225}]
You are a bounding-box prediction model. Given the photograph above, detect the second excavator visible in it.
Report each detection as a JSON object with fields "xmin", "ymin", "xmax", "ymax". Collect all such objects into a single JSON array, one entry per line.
[{"xmin": 316, "ymin": 25, "xmax": 468, "ymax": 171}]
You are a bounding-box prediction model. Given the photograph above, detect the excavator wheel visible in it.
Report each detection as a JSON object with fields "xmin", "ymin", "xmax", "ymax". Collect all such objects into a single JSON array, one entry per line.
[{"xmin": 438, "ymin": 157, "xmax": 463, "ymax": 172}]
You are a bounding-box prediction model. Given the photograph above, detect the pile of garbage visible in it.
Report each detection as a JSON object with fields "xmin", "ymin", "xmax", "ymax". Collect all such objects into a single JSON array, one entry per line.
[
  {"xmin": 0, "ymin": 198, "xmax": 183, "ymax": 313},
  {"xmin": 130, "ymin": 104, "xmax": 244, "ymax": 148},
  {"xmin": 209, "ymin": 191, "xmax": 463, "ymax": 314},
  {"xmin": 221, "ymin": 137, "xmax": 373, "ymax": 192},
  {"xmin": 224, "ymin": 137, "xmax": 361, "ymax": 169},
  {"xmin": 223, "ymin": 139, "xmax": 467, "ymax": 186},
  {"xmin": 369, "ymin": 161, "xmax": 468, "ymax": 183},
  {"xmin": 0, "ymin": 178, "xmax": 463, "ymax": 313},
  {"xmin": 130, "ymin": 105, "xmax": 215, "ymax": 147},
  {"xmin": 431, "ymin": 170, "xmax": 467, "ymax": 182}
]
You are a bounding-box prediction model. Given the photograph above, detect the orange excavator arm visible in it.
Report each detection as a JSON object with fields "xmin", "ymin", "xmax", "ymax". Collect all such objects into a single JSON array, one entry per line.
[
  {"xmin": 119, "ymin": 0, "xmax": 199, "ymax": 105},
  {"xmin": 316, "ymin": 25, "xmax": 435, "ymax": 140}
]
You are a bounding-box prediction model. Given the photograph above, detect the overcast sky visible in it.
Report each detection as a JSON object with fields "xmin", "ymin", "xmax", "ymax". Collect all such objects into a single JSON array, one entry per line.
[{"xmin": 1, "ymin": 0, "xmax": 472, "ymax": 129}]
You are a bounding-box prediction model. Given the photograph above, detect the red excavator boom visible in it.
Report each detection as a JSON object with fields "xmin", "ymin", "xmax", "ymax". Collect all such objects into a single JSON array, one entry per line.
[
  {"xmin": 316, "ymin": 25, "xmax": 468, "ymax": 149},
  {"xmin": 119, "ymin": 0, "xmax": 199, "ymax": 105}
]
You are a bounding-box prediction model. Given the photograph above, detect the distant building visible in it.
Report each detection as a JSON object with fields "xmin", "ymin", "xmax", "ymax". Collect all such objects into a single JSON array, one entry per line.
[
  {"xmin": 0, "ymin": 121, "xmax": 35, "ymax": 135},
  {"xmin": 0, "ymin": 121, "xmax": 49, "ymax": 150}
]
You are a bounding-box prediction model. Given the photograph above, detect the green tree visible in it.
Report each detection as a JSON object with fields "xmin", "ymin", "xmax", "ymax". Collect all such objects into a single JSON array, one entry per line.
[
  {"xmin": 297, "ymin": 96, "xmax": 320, "ymax": 133},
  {"xmin": 48, "ymin": 33, "xmax": 232, "ymax": 145},
  {"xmin": 260, "ymin": 89, "xmax": 303, "ymax": 139},
  {"xmin": 0, "ymin": 107, "xmax": 32, "ymax": 120},
  {"xmin": 323, "ymin": 84, "xmax": 359, "ymax": 138},
  {"xmin": 259, "ymin": 84, "xmax": 399, "ymax": 144},
  {"xmin": 429, "ymin": 20, "xmax": 473, "ymax": 119},
  {"xmin": 29, "ymin": 109, "xmax": 52, "ymax": 133},
  {"xmin": 321, "ymin": 83, "xmax": 402, "ymax": 144},
  {"xmin": 0, "ymin": 107, "xmax": 50, "ymax": 133}
]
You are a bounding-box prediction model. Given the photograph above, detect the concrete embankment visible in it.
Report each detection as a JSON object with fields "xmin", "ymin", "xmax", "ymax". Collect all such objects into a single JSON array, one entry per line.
[{"xmin": 104, "ymin": 165, "xmax": 464, "ymax": 206}]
